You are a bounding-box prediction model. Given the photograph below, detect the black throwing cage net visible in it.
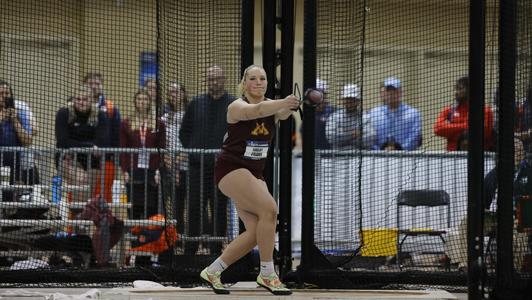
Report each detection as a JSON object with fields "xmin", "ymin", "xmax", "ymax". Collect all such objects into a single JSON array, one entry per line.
[
  {"xmin": 309, "ymin": 0, "xmax": 477, "ymax": 277},
  {"xmin": 298, "ymin": 0, "xmax": 527, "ymax": 293},
  {"xmin": 486, "ymin": 0, "xmax": 532, "ymax": 297},
  {"xmin": 0, "ymin": 0, "xmax": 244, "ymax": 286},
  {"xmin": 157, "ymin": 0, "xmax": 242, "ymax": 271},
  {"xmin": 2, "ymin": 0, "xmax": 532, "ymax": 296}
]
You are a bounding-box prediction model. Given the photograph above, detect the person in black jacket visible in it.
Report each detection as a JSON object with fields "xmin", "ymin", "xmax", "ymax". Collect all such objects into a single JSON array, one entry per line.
[
  {"xmin": 179, "ymin": 65, "xmax": 235, "ymax": 255},
  {"xmin": 55, "ymin": 86, "xmax": 109, "ymax": 203},
  {"xmin": 83, "ymin": 73, "xmax": 121, "ymax": 203},
  {"xmin": 484, "ymin": 138, "xmax": 526, "ymax": 210}
]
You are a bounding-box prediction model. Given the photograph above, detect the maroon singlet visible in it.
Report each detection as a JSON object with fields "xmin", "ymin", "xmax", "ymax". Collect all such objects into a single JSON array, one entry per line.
[{"xmin": 214, "ymin": 98, "xmax": 276, "ymax": 185}]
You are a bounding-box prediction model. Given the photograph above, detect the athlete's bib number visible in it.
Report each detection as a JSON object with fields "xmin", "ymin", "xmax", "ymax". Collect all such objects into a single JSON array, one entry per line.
[{"xmin": 243, "ymin": 140, "xmax": 269, "ymax": 160}]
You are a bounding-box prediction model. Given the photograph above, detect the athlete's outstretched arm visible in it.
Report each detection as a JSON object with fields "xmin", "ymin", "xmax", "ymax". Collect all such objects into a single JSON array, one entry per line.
[
  {"xmin": 275, "ymin": 107, "xmax": 295, "ymax": 121},
  {"xmin": 227, "ymin": 95, "xmax": 299, "ymax": 123}
]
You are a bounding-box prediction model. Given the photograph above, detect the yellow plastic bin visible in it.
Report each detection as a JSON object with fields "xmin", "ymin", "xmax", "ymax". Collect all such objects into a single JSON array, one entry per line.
[{"xmin": 360, "ymin": 228, "xmax": 398, "ymax": 257}]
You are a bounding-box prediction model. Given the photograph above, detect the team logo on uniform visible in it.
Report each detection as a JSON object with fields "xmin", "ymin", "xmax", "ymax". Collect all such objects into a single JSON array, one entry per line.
[{"xmin": 251, "ymin": 122, "xmax": 269, "ymax": 136}]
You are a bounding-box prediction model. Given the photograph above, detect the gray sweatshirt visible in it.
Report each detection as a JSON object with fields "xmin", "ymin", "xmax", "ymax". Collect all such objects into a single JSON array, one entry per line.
[{"xmin": 325, "ymin": 108, "xmax": 375, "ymax": 150}]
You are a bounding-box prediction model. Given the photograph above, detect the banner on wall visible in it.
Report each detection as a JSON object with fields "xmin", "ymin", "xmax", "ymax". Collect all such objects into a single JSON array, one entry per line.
[{"xmin": 139, "ymin": 51, "xmax": 157, "ymax": 86}]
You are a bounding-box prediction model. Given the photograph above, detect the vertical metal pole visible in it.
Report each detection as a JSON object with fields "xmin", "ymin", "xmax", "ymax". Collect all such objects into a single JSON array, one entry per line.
[
  {"xmin": 262, "ymin": 0, "xmax": 277, "ymax": 195},
  {"xmin": 263, "ymin": 0, "xmax": 277, "ymax": 101},
  {"xmin": 100, "ymin": 197, "xmax": 110, "ymax": 264},
  {"xmin": 495, "ymin": 0, "xmax": 517, "ymax": 298},
  {"xmin": 278, "ymin": 0, "xmax": 295, "ymax": 278},
  {"xmin": 129, "ymin": 154, "xmax": 134, "ymax": 218},
  {"xmin": 468, "ymin": 0, "xmax": 486, "ymax": 299},
  {"xmin": 238, "ymin": 0, "xmax": 255, "ymax": 257},
  {"xmin": 200, "ymin": 153, "xmax": 204, "ymax": 235},
  {"xmin": 241, "ymin": 0, "xmax": 254, "ymax": 76},
  {"xmin": 300, "ymin": 0, "xmax": 317, "ymax": 272},
  {"xmin": 144, "ymin": 165, "xmax": 148, "ymax": 218}
]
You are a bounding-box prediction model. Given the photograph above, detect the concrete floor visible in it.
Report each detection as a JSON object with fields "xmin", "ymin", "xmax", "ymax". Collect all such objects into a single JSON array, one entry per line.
[{"xmin": 0, "ymin": 283, "xmax": 466, "ymax": 300}]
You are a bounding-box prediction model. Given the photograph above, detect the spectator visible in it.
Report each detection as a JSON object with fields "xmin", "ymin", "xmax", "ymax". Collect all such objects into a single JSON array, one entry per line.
[
  {"xmin": 17, "ymin": 100, "xmax": 39, "ymax": 185},
  {"xmin": 143, "ymin": 77, "xmax": 157, "ymax": 103},
  {"xmin": 300, "ymin": 78, "xmax": 334, "ymax": 150},
  {"xmin": 368, "ymin": 77, "xmax": 422, "ymax": 151},
  {"xmin": 434, "ymin": 76, "xmax": 495, "ymax": 151},
  {"xmin": 325, "ymin": 84, "xmax": 375, "ymax": 150},
  {"xmin": 445, "ymin": 138, "xmax": 527, "ymax": 270},
  {"xmin": 83, "ymin": 72, "xmax": 121, "ymax": 202},
  {"xmin": 144, "ymin": 78, "xmax": 177, "ymax": 115},
  {"xmin": 179, "ymin": 65, "xmax": 236, "ymax": 255},
  {"xmin": 55, "ymin": 86, "xmax": 109, "ymax": 203},
  {"xmin": 515, "ymin": 87, "xmax": 532, "ymax": 151},
  {"xmin": 0, "ymin": 80, "xmax": 32, "ymax": 202},
  {"xmin": 161, "ymin": 81, "xmax": 188, "ymax": 234},
  {"xmin": 0, "ymin": 81, "xmax": 39, "ymax": 186},
  {"xmin": 120, "ymin": 89, "xmax": 166, "ymax": 220}
]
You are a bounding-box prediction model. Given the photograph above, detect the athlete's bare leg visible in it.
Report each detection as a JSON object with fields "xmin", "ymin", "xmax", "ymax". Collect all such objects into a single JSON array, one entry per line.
[
  {"xmin": 219, "ymin": 206, "xmax": 257, "ymax": 265},
  {"xmin": 218, "ymin": 168, "xmax": 277, "ymax": 264}
]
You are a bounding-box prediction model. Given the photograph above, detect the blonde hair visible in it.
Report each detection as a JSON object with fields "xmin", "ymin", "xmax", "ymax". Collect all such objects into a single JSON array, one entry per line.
[
  {"xmin": 130, "ymin": 88, "xmax": 156, "ymax": 130},
  {"xmin": 238, "ymin": 64, "xmax": 265, "ymax": 96},
  {"xmin": 68, "ymin": 85, "xmax": 98, "ymax": 125}
]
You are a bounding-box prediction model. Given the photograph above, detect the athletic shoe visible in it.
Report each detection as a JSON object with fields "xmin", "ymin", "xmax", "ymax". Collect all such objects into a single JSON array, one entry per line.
[
  {"xmin": 256, "ymin": 273, "xmax": 292, "ymax": 295},
  {"xmin": 200, "ymin": 267, "xmax": 229, "ymax": 294}
]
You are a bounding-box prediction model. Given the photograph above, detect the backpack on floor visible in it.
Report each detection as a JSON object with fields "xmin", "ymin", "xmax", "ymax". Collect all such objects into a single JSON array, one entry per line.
[{"xmin": 130, "ymin": 214, "xmax": 178, "ymax": 254}]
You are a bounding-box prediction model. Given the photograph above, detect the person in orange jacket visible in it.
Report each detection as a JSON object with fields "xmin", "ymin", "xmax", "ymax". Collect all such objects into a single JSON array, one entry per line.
[{"xmin": 434, "ymin": 76, "xmax": 495, "ymax": 151}]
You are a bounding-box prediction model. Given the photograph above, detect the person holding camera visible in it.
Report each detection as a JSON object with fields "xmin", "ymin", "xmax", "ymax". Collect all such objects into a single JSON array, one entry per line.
[
  {"xmin": 0, "ymin": 81, "xmax": 39, "ymax": 186},
  {"xmin": 0, "ymin": 80, "xmax": 32, "ymax": 201}
]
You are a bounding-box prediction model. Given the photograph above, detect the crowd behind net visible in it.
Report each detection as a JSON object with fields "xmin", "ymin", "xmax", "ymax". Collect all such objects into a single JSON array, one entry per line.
[
  {"xmin": 0, "ymin": 0, "xmax": 530, "ymax": 292},
  {"xmin": 313, "ymin": 0, "xmax": 483, "ymax": 271},
  {"xmin": 309, "ymin": 0, "xmax": 530, "ymax": 291},
  {"xmin": 0, "ymin": 0, "xmax": 242, "ymax": 286}
]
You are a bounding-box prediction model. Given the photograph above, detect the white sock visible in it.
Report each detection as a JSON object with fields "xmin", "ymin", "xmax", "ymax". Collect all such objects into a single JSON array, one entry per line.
[
  {"xmin": 260, "ymin": 260, "xmax": 275, "ymax": 276},
  {"xmin": 207, "ymin": 257, "xmax": 227, "ymax": 274}
]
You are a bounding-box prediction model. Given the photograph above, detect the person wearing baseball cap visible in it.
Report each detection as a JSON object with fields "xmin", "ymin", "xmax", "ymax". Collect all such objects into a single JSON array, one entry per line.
[
  {"xmin": 368, "ymin": 77, "xmax": 422, "ymax": 150},
  {"xmin": 325, "ymin": 83, "xmax": 375, "ymax": 150}
]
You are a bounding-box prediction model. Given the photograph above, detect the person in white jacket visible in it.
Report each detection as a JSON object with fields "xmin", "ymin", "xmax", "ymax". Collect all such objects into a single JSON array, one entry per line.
[{"xmin": 325, "ymin": 83, "xmax": 375, "ymax": 150}]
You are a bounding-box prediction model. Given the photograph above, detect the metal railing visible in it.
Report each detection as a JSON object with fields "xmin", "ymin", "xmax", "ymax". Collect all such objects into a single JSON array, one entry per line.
[
  {"xmin": 0, "ymin": 146, "xmax": 495, "ymax": 262},
  {"xmin": 0, "ymin": 146, "xmax": 230, "ymax": 266},
  {"xmin": 291, "ymin": 150, "xmax": 496, "ymax": 254}
]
